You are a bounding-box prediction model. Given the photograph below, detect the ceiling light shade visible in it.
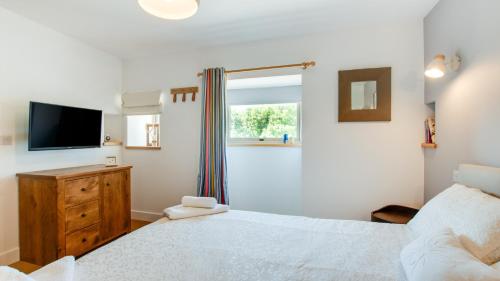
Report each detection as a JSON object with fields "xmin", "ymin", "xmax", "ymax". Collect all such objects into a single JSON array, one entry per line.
[
  {"xmin": 425, "ymin": 54, "xmax": 447, "ymax": 79},
  {"xmin": 138, "ymin": 0, "xmax": 199, "ymax": 20}
]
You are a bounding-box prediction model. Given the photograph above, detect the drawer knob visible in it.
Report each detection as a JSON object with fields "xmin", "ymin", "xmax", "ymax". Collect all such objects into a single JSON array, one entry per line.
[
  {"xmin": 82, "ymin": 238, "xmax": 87, "ymax": 243},
  {"xmin": 106, "ymin": 183, "xmax": 110, "ymax": 187},
  {"xmin": 81, "ymin": 213, "xmax": 87, "ymax": 218},
  {"xmin": 81, "ymin": 188, "xmax": 87, "ymax": 192}
]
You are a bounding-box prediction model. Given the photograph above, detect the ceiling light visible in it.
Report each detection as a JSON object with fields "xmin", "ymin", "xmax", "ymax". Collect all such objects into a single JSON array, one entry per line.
[
  {"xmin": 138, "ymin": 0, "xmax": 199, "ymax": 20},
  {"xmin": 425, "ymin": 53, "xmax": 462, "ymax": 79}
]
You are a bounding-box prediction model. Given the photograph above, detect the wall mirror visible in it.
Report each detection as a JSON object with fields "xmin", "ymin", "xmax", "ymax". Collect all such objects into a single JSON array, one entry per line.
[
  {"xmin": 351, "ymin": 81, "xmax": 377, "ymax": 110},
  {"xmin": 339, "ymin": 67, "xmax": 391, "ymax": 122}
]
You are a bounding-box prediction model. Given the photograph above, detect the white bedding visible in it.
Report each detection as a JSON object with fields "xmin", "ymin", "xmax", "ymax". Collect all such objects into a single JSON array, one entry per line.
[{"xmin": 75, "ymin": 210, "xmax": 411, "ymax": 281}]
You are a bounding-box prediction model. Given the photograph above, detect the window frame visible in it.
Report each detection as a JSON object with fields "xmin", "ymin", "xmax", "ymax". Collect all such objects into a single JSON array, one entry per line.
[
  {"xmin": 125, "ymin": 114, "xmax": 162, "ymax": 150},
  {"xmin": 227, "ymin": 102, "xmax": 302, "ymax": 146}
]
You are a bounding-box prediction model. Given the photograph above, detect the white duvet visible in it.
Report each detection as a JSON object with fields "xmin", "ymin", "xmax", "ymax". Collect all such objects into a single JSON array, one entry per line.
[{"xmin": 75, "ymin": 210, "xmax": 411, "ymax": 281}]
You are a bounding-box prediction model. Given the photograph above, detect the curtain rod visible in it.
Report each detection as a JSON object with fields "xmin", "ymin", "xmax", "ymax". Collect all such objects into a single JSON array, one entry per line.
[{"xmin": 196, "ymin": 61, "xmax": 316, "ymax": 77}]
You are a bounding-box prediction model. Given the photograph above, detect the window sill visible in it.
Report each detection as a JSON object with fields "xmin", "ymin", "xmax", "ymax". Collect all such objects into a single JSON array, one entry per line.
[
  {"xmin": 228, "ymin": 143, "xmax": 301, "ymax": 148},
  {"xmin": 125, "ymin": 146, "xmax": 162, "ymax": 150}
]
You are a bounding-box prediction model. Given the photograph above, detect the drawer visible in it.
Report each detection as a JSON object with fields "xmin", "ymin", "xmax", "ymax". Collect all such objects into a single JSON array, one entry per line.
[
  {"xmin": 65, "ymin": 176, "xmax": 99, "ymax": 207},
  {"xmin": 65, "ymin": 224, "xmax": 100, "ymax": 257},
  {"xmin": 65, "ymin": 200, "xmax": 100, "ymax": 233}
]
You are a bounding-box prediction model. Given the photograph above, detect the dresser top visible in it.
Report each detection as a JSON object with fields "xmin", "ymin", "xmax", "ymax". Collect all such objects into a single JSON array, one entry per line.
[{"xmin": 17, "ymin": 164, "xmax": 132, "ymax": 179}]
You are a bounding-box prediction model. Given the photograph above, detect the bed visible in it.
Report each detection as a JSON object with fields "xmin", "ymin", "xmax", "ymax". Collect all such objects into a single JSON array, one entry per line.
[
  {"xmin": 32, "ymin": 164, "xmax": 500, "ymax": 281},
  {"xmin": 75, "ymin": 211, "xmax": 411, "ymax": 281}
]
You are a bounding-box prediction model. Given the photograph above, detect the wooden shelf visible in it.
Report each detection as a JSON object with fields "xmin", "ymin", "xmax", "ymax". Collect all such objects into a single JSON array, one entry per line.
[
  {"xmin": 421, "ymin": 143, "xmax": 437, "ymax": 149},
  {"xmin": 103, "ymin": 141, "xmax": 122, "ymax": 146}
]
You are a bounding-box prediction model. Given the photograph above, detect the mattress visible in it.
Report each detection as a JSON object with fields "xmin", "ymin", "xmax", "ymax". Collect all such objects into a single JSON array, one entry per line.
[{"xmin": 75, "ymin": 210, "xmax": 411, "ymax": 281}]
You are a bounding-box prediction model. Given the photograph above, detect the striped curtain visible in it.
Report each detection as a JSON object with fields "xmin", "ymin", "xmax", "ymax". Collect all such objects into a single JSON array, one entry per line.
[{"xmin": 197, "ymin": 68, "xmax": 228, "ymax": 204}]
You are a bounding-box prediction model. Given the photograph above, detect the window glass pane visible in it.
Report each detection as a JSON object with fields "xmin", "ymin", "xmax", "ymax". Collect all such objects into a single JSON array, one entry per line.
[
  {"xmin": 127, "ymin": 115, "xmax": 160, "ymax": 147},
  {"xmin": 230, "ymin": 103, "xmax": 298, "ymax": 139}
]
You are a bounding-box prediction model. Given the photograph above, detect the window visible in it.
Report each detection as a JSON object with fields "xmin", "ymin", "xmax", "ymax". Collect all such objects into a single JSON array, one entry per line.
[
  {"xmin": 229, "ymin": 103, "xmax": 300, "ymax": 144},
  {"xmin": 126, "ymin": 114, "xmax": 160, "ymax": 149},
  {"xmin": 227, "ymin": 75, "xmax": 302, "ymax": 145}
]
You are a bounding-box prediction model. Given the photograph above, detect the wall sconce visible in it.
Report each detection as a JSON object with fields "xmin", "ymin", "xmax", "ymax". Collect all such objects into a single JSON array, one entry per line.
[{"xmin": 425, "ymin": 53, "xmax": 462, "ymax": 78}]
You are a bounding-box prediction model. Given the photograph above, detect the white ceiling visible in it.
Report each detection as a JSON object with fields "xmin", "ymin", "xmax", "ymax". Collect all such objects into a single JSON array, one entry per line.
[{"xmin": 0, "ymin": 0, "xmax": 439, "ymax": 59}]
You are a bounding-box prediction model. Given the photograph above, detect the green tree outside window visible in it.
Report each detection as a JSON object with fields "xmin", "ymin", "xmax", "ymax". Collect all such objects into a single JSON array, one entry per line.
[{"xmin": 230, "ymin": 103, "xmax": 298, "ymax": 139}]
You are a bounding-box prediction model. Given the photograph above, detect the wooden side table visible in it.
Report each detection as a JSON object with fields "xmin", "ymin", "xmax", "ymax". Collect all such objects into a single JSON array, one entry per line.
[{"xmin": 371, "ymin": 205, "xmax": 419, "ymax": 224}]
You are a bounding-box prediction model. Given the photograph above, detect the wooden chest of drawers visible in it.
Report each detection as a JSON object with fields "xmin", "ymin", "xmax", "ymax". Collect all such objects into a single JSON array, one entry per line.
[{"xmin": 17, "ymin": 165, "xmax": 132, "ymax": 266}]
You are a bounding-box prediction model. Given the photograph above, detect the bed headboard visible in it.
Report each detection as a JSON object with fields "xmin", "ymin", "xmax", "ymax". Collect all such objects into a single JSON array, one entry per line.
[{"xmin": 454, "ymin": 164, "xmax": 500, "ymax": 197}]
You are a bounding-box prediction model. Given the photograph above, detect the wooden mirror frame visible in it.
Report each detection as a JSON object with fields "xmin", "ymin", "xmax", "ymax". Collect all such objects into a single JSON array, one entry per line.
[{"xmin": 338, "ymin": 67, "xmax": 391, "ymax": 122}]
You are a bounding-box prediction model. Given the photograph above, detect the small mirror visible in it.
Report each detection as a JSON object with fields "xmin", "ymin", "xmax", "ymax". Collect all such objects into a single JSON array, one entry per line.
[
  {"xmin": 351, "ymin": 81, "xmax": 377, "ymax": 110},
  {"xmin": 339, "ymin": 67, "xmax": 391, "ymax": 122}
]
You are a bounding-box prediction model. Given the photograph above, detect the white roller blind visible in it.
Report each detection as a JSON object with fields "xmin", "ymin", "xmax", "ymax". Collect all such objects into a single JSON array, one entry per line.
[
  {"xmin": 122, "ymin": 90, "xmax": 164, "ymax": 115},
  {"xmin": 226, "ymin": 75, "xmax": 302, "ymax": 105},
  {"xmin": 227, "ymin": 86, "xmax": 302, "ymax": 105}
]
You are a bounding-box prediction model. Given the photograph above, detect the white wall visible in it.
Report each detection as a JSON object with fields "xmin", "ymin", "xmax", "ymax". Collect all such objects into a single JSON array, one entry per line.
[
  {"xmin": 424, "ymin": 0, "xmax": 500, "ymax": 200},
  {"xmin": 0, "ymin": 7, "xmax": 122, "ymax": 264},
  {"xmin": 228, "ymin": 147, "xmax": 302, "ymax": 215},
  {"xmin": 123, "ymin": 21, "xmax": 425, "ymax": 221}
]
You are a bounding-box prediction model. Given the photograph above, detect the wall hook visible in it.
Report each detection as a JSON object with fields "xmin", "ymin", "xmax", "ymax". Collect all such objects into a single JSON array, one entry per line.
[{"xmin": 170, "ymin": 87, "xmax": 199, "ymax": 103}]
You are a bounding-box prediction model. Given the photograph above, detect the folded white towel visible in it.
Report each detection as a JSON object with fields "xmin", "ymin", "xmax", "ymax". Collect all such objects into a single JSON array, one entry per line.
[
  {"xmin": 164, "ymin": 204, "xmax": 229, "ymax": 220},
  {"xmin": 30, "ymin": 256, "xmax": 75, "ymax": 281},
  {"xmin": 181, "ymin": 196, "xmax": 217, "ymax": 209}
]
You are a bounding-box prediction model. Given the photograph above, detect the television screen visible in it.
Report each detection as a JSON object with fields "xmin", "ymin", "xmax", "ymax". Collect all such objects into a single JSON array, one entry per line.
[{"xmin": 29, "ymin": 102, "xmax": 102, "ymax": 151}]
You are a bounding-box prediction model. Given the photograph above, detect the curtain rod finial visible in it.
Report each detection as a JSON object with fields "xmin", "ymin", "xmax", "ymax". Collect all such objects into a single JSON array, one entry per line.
[{"xmin": 303, "ymin": 61, "xmax": 316, "ymax": 69}]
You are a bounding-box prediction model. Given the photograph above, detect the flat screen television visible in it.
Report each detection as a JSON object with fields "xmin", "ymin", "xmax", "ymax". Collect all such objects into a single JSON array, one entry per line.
[{"xmin": 29, "ymin": 102, "xmax": 102, "ymax": 151}]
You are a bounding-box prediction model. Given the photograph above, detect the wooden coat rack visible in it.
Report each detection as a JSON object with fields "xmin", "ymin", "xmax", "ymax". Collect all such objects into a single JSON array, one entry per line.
[{"xmin": 171, "ymin": 87, "xmax": 199, "ymax": 103}]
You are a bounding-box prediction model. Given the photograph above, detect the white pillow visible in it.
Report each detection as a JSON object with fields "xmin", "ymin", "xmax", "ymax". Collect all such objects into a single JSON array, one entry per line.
[
  {"xmin": 0, "ymin": 266, "xmax": 35, "ymax": 281},
  {"xmin": 29, "ymin": 256, "xmax": 75, "ymax": 281},
  {"xmin": 400, "ymin": 228, "xmax": 500, "ymax": 281},
  {"xmin": 408, "ymin": 184, "xmax": 500, "ymax": 264}
]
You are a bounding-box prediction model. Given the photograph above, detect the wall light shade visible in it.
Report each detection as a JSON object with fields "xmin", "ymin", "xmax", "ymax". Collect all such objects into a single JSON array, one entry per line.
[
  {"xmin": 425, "ymin": 53, "xmax": 462, "ymax": 79},
  {"xmin": 425, "ymin": 54, "xmax": 447, "ymax": 78},
  {"xmin": 138, "ymin": 0, "xmax": 199, "ymax": 20}
]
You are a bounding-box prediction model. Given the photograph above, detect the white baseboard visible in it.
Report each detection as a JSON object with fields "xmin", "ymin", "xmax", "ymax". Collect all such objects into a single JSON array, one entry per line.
[
  {"xmin": 131, "ymin": 210, "xmax": 163, "ymax": 222},
  {"xmin": 0, "ymin": 247, "xmax": 19, "ymax": 265}
]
